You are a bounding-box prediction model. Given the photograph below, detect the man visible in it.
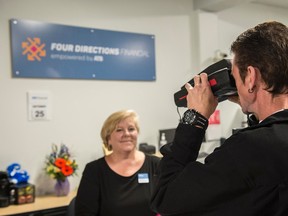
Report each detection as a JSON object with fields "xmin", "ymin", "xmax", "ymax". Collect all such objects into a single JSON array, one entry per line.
[{"xmin": 151, "ymin": 21, "xmax": 288, "ymax": 216}]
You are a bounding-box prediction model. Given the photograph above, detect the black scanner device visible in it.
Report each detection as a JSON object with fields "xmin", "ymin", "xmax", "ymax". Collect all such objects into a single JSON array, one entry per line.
[{"xmin": 174, "ymin": 59, "xmax": 237, "ymax": 107}]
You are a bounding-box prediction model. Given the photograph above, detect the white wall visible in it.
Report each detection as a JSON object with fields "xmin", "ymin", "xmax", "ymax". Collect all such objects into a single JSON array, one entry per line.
[{"xmin": 0, "ymin": 0, "xmax": 288, "ymax": 194}]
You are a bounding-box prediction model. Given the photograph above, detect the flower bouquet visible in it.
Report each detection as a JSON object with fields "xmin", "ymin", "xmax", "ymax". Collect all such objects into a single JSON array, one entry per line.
[{"xmin": 45, "ymin": 143, "xmax": 78, "ymax": 196}]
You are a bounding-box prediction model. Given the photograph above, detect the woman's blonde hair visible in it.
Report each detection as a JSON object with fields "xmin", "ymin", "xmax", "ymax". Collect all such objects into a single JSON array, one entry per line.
[{"xmin": 101, "ymin": 110, "xmax": 140, "ymax": 150}]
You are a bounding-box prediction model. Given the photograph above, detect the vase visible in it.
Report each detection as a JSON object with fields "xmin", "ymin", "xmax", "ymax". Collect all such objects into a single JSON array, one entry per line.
[{"xmin": 54, "ymin": 178, "xmax": 70, "ymax": 196}]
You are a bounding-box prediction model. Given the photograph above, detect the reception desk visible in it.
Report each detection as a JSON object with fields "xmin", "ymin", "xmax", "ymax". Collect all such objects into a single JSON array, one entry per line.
[{"xmin": 0, "ymin": 191, "xmax": 76, "ymax": 216}]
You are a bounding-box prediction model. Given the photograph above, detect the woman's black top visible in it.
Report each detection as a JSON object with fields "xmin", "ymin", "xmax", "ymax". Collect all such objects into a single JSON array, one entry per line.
[{"xmin": 76, "ymin": 154, "xmax": 160, "ymax": 216}]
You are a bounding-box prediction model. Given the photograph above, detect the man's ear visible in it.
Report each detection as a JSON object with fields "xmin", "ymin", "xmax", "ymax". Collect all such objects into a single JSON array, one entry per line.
[{"xmin": 246, "ymin": 66, "xmax": 257, "ymax": 89}]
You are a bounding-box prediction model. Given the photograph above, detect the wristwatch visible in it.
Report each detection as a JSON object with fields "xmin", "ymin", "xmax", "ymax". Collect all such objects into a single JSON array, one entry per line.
[{"xmin": 181, "ymin": 109, "xmax": 209, "ymax": 130}]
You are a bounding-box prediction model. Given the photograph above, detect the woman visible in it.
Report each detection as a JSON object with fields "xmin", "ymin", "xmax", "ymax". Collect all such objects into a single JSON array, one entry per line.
[{"xmin": 76, "ymin": 109, "xmax": 160, "ymax": 216}]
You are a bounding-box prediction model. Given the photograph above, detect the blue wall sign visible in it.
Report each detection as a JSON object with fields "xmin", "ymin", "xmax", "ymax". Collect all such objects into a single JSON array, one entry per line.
[{"xmin": 10, "ymin": 19, "xmax": 156, "ymax": 81}]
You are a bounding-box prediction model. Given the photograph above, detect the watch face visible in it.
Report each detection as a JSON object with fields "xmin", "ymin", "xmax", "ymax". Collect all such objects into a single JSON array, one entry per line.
[{"xmin": 183, "ymin": 110, "xmax": 196, "ymax": 124}]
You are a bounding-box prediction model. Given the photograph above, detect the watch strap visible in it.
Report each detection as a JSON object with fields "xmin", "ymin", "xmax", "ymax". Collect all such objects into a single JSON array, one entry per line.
[{"xmin": 181, "ymin": 109, "xmax": 209, "ymax": 130}]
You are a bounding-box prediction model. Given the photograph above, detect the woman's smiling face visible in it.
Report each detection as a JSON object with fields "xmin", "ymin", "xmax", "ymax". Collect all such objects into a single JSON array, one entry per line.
[{"xmin": 108, "ymin": 117, "xmax": 138, "ymax": 153}]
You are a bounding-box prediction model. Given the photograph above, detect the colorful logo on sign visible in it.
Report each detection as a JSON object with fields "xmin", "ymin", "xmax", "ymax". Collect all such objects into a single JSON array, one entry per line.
[{"xmin": 22, "ymin": 37, "xmax": 46, "ymax": 61}]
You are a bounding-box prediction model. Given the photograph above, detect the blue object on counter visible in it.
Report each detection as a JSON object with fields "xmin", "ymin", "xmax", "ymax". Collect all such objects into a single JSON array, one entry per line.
[{"xmin": 6, "ymin": 163, "xmax": 29, "ymax": 184}]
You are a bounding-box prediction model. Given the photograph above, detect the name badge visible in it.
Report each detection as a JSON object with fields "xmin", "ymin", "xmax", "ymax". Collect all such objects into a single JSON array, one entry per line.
[{"xmin": 138, "ymin": 173, "xmax": 149, "ymax": 183}]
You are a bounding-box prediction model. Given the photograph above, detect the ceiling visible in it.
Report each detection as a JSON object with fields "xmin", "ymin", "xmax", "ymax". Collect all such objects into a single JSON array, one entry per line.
[{"xmin": 193, "ymin": 0, "xmax": 288, "ymax": 12}]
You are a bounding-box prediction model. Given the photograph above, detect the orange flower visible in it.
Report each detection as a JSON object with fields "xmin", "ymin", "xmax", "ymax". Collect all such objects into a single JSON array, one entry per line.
[
  {"xmin": 61, "ymin": 165, "xmax": 74, "ymax": 176},
  {"xmin": 55, "ymin": 158, "xmax": 66, "ymax": 168}
]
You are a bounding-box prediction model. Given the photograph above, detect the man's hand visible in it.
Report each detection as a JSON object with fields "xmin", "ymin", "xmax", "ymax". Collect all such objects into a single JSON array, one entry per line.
[{"xmin": 185, "ymin": 73, "xmax": 218, "ymax": 119}]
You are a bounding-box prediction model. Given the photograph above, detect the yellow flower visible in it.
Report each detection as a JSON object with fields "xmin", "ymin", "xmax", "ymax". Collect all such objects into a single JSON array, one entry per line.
[
  {"xmin": 53, "ymin": 166, "xmax": 61, "ymax": 173},
  {"xmin": 66, "ymin": 160, "xmax": 72, "ymax": 166}
]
